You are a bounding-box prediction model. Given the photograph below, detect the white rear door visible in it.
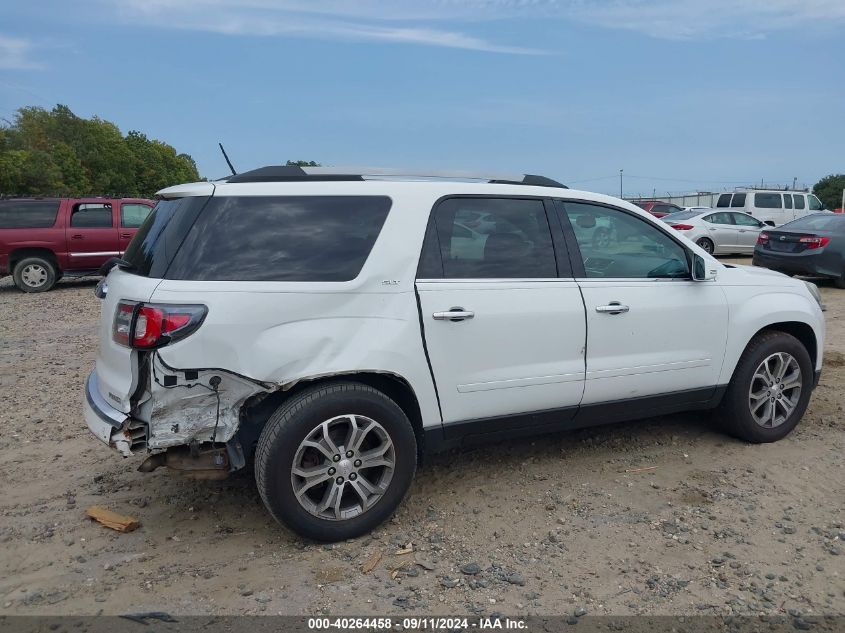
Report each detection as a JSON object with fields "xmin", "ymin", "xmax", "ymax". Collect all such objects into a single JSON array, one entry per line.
[{"xmin": 416, "ymin": 197, "xmax": 586, "ymax": 424}]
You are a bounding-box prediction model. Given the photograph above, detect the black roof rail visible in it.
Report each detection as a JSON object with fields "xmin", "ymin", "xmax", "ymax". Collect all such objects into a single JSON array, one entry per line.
[{"xmin": 224, "ymin": 166, "xmax": 567, "ymax": 188}]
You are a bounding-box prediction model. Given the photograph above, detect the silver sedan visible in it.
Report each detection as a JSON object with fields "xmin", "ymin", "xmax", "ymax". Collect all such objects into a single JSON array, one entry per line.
[{"xmin": 661, "ymin": 209, "xmax": 766, "ymax": 255}]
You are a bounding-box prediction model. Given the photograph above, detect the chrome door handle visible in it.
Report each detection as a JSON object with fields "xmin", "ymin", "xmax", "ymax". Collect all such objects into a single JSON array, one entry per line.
[
  {"xmin": 433, "ymin": 308, "xmax": 474, "ymax": 322},
  {"xmin": 595, "ymin": 303, "xmax": 629, "ymax": 315}
]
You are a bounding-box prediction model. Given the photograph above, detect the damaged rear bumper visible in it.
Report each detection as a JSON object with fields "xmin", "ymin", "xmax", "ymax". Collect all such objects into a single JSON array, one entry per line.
[{"xmin": 84, "ymin": 370, "xmax": 146, "ymax": 457}]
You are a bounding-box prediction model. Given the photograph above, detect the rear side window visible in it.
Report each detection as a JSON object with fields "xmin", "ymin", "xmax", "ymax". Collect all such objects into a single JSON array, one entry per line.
[
  {"xmin": 121, "ymin": 203, "xmax": 152, "ymax": 228},
  {"xmin": 793, "ymin": 194, "xmax": 806, "ymax": 210},
  {"xmin": 784, "ymin": 194, "xmax": 793, "ymax": 209},
  {"xmin": 704, "ymin": 212, "xmax": 734, "ymax": 225},
  {"xmin": 425, "ymin": 197, "xmax": 557, "ymax": 279},
  {"xmin": 166, "ymin": 196, "xmax": 391, "ymax": 282},
  {"xmin": 731, "ymin": 193, "xmax": 746, "ymax": 207},
  {"xmin": 70, "ymin": 203, "xmax": 113, "ymax": 228},
  {"xmin": 0, "ymin": 200, "xmax": 60, "ymax": 228},
  {"xmin": 755, "ymin": 193, "xmax": 782, "ymax": 209},
  {"xmin": 716, "ymin": 194, "xmax": 731, "ymax": 208}
]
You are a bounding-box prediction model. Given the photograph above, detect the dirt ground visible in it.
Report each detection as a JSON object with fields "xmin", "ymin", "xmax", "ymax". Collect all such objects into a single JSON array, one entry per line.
[{"xmin": 0, "ymin": 257, "xmax": 842, "ymax": 618}]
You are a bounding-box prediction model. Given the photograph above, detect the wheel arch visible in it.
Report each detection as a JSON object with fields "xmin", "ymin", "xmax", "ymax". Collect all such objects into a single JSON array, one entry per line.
[
  {"xmin": 10, "ymin": 247, "xmax": 60, "ymax": 271},
  {"xmin": 238, "ymin": 371, "xmax": 427, "ymax": 464},
  {"xmin": 755, "ymin": 321, "xmax": 818, "ymax": 369}
]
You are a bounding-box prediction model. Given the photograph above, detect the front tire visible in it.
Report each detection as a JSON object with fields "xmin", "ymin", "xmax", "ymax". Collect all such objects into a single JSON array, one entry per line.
[
  {"xmin": 254, "ymin": 381, "xmax": 417, "ymax": 542},
  {"xmin": 716, "ymin": 331, "xmax": 813, "ymax": 443},
  {"xmin": 13, "ymin": 257, "xmax": 57, "ymax": 293}
]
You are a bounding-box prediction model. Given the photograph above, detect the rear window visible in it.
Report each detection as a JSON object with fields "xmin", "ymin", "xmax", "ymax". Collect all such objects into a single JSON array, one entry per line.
[
  {"xmin": 661, "ymin": 210, "xmax": 700, "ymax": 221},
  {"xmin": 780, "ymin": 214, "xmax": 845, "ymax": 231},
  {"xmin": 716, "ymin": 194, "xmax": 731, "ymax": 208},
  {"xmin": 165, "ymin": 196, "xmax": 392, "ymax": 282},
  {"xmin": 122, "ymin": 196, "xmax": 211, "ymax": 278},
  {"xmin": 730, "ymin": 193, "xmax": 746, "ymax": 207},
  {"xmin": 0, "ymin": 200, "xmax": 60, "ymax": 228}
]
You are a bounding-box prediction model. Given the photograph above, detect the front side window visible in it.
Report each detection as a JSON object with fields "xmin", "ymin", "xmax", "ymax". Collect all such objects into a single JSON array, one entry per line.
[
  {"xmin": 704, "ymin": 212, "xmax": 734, "ymax": 225},
  {"xmin": 793, "ymin": 194, "xmax": 806, "ymax": 210},
  {"xmin": 732, "ymin": 212, "xmax": 763, "ymax": 227},
  {"xmin": 808, "ymin": 195, "xmax": 823, "ymax": 211},
  {"xmin": 121, "ymin": 203, "xmax": 152, "ymax": 228},
  {"xmin": 166, "ymin": 196, "xmax": 391, "ymax": 282},
  {"xmin": 428, "ymin": 197, "xmax": 556, "ymax": 279},
  {"xmin": 755, "ymin": 193, "xmax": 782, "ymax": 209},
  {"xmin": 731, "ymin": 193, "xmax": 747, "ymax": 207},
  {"xmin": 562, "ymin": 202, "xmax": 689, "ymax": 279},
  {"xmin": 70, "ymin": 203, "xmax": 113, "ymax": 228}
]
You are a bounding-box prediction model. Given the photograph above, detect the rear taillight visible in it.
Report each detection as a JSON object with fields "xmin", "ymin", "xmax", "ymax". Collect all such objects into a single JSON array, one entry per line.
[
  {"xmin": 113, "ymin": 301, "xmax": 207, "ymax": 349},
  {"xmin": 671, "ymin": 224, "xmax": 694, "ymax": 231},
  {"xmin": 757, "ymin": 232, "xmax": 769, "ymax": 245},
  {"xmin": 799, "ymin": 235, "xmax": 830, "ymax": 249}
]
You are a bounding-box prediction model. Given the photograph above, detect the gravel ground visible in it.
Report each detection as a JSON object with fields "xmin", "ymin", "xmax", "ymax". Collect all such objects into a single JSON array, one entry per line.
[{"xmin": 0, "ymin": 259, "xmax": 842, "ymax": 618}]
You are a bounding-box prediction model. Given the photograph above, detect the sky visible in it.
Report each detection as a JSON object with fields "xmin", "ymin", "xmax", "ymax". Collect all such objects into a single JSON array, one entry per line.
[{"xmin": 0, "ymin": 0, "xmax": 843, "ymax": 198}]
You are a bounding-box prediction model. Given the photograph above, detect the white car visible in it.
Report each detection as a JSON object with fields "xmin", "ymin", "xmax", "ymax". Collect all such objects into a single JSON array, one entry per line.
[
  {"xmin": 663, "ymin": 209, "xmax": 767, "ymax": 255},
  {"xmin": 84, "ymin": 166, "xmax": 825, "ymax": 541}
]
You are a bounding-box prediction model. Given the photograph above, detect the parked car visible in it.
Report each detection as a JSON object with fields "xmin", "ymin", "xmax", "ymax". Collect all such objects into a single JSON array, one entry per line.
[
  {"xmin": 662, "ymin": 209, "xmax": 766, "ymax": 255},
  {"xmin": 714, "ymin": 190, "xmax": 827, "ymax": 227},
  {"xmin": 633, "ymin": 200, "xmax": 684, "ymax": 218},
  {"xmin": 753, "ymin": 213, "xmax": 845, "ymax": 288},
  {"xmin": 0, "ymin": 197, "xmax": 154, "ymax": 292},
  {"xmin": 84, "ymin": 166, "xmax": 824, "ymax": 541}
]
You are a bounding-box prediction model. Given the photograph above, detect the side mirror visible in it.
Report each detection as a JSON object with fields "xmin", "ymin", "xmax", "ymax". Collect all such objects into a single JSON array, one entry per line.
[{"xmin": 692, "ymin": 254, "xmax": 717, "ymax": 281}]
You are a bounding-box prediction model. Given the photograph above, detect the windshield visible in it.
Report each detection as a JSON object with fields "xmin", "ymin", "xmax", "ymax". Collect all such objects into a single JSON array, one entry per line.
[
  {"xmin": 661, "ymin": 210, "xmax": 701, "ymax": 222},
  {"xmin": 780, "ymin": 213, "xmax": 845, "ymax": 232}
]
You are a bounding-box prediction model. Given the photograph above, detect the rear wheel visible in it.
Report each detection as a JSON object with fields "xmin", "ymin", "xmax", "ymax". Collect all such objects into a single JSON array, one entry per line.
[
  {"xmin": 696, "ymin": 237, "xmax": 715, "ymax": 254},
  {"xmin": 716, "ymin": 331, "xmax": 812, "ymax": 443},
  {"xmin": 13, "ymin": 257, "xmax": 57, "ymax": 293},
  {"xmin": 833, "ymin": 274, "xmax": 845, "ymax": 289},
  {"xmin": 254, "ymin": 381, "xmax": 417, "ymax": 541}
]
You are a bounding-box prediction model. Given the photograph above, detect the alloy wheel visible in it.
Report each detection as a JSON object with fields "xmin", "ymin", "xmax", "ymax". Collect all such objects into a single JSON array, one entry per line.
[{"xmin": 748, "ymin": 352, "xmax": 802, "ymax": 428}]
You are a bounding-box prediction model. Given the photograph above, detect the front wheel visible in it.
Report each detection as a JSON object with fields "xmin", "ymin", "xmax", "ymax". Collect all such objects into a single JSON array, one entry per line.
[
  {"xmin": 716, "ymin": 331, "xmax": 813, "ymax": 443},
  {"xmin": 254, "ymin": 381, "xmax": 417, "ymax": 541},
  {"xmin": 696, "ymin": 238, "xmax": 715, "ymax": 255}
]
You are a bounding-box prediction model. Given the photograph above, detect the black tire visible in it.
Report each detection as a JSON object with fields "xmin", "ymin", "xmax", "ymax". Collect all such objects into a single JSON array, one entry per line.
[
  {"xmin": 12, "ymin": 256, "xmax": 57, "ymax": 293},
  {"xmin": 696, "ymin": 238, "xmax": 715, "ymax": 255},
  {"xmin": 254, "ymin": 381, "xmax": 417, "ymax": 542},
  {"xmin": 833, "ymin": 274, "xmax": 845, "ymax": 289},
  {"xmin": 716, "ymin": 331, "xmax": 813, "ymax": 443}
]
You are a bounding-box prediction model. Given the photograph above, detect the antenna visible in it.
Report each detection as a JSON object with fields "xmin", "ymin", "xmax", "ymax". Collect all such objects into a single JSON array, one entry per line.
[{"xmin": 218, "ymin": 142, "xmax": 237, "ymax": 176}]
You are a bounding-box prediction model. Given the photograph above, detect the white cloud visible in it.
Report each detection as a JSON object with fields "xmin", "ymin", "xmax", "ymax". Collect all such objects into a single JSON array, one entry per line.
[
  {"xmin": 0, "ymin": 35, "xmax": 42, "ymax": 70},
  {"xmin": 105, "ymin": 0, "xmax": 845, "ymax": 49}
]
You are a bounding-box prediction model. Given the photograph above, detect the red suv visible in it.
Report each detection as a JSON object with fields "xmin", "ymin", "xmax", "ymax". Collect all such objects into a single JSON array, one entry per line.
[
  {"xmin": 0, "ymin": 197, "xmax": 154, "ymax": 292},
  {"xmin": 633, "ymin": 200, "xmax": 684, "ymax": 218}
]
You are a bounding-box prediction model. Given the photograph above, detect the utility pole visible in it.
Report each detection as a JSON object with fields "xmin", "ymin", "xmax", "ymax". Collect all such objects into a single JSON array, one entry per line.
[
  {"xmin": 792, "ymin": 177, "xmax": 797, "ymax": 190},
  {"xmin": 619, "ymin": 169, "xmax": 623, "ymax": 199}
]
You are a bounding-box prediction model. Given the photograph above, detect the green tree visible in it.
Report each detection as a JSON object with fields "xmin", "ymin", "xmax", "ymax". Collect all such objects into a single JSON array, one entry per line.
[
  {"xmin": 813, "ymin": 174, "xmax": 845, "ymax": 210},
  {"xmin": 0, "ymin": 104, "xmax": 200, "ymax": 197}
]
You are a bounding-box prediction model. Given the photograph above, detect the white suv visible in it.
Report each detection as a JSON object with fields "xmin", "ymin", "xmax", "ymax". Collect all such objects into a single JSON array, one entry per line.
[{"xmin": 84, "ymin": 166, "xmax": 825, "ymax": 542}]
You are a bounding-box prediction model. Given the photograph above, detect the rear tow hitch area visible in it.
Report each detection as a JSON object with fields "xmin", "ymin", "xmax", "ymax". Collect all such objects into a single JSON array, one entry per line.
[{"xmin": 138, "ymin": 444, "xmax": 231, "ymax": 480}]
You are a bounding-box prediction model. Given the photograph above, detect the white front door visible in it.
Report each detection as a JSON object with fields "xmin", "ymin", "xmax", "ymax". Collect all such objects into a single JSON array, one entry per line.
[
  {"xmin": 558, "ymin": 201, "xmax": 729, "ymax": 405},
  {"xmin": 416, "ymin": 196, "xmax": 586, "ymax": 424}
]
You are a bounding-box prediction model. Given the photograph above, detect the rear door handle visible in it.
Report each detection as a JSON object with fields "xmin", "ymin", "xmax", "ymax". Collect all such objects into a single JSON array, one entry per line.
[
  {"xmin": 120, "ymin": 233, "xmax": 132, "ymax": 238},
  {"xmin": 71, "ymin": 234, "xmax": 84, "ymax": 240},
  {"xmin": 433, "ymin": 308, "xmax": 474, "ymax": 322},
  {"xmin": 596, "ymin": 303, "xmax": 629, "ymax": 315}
]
